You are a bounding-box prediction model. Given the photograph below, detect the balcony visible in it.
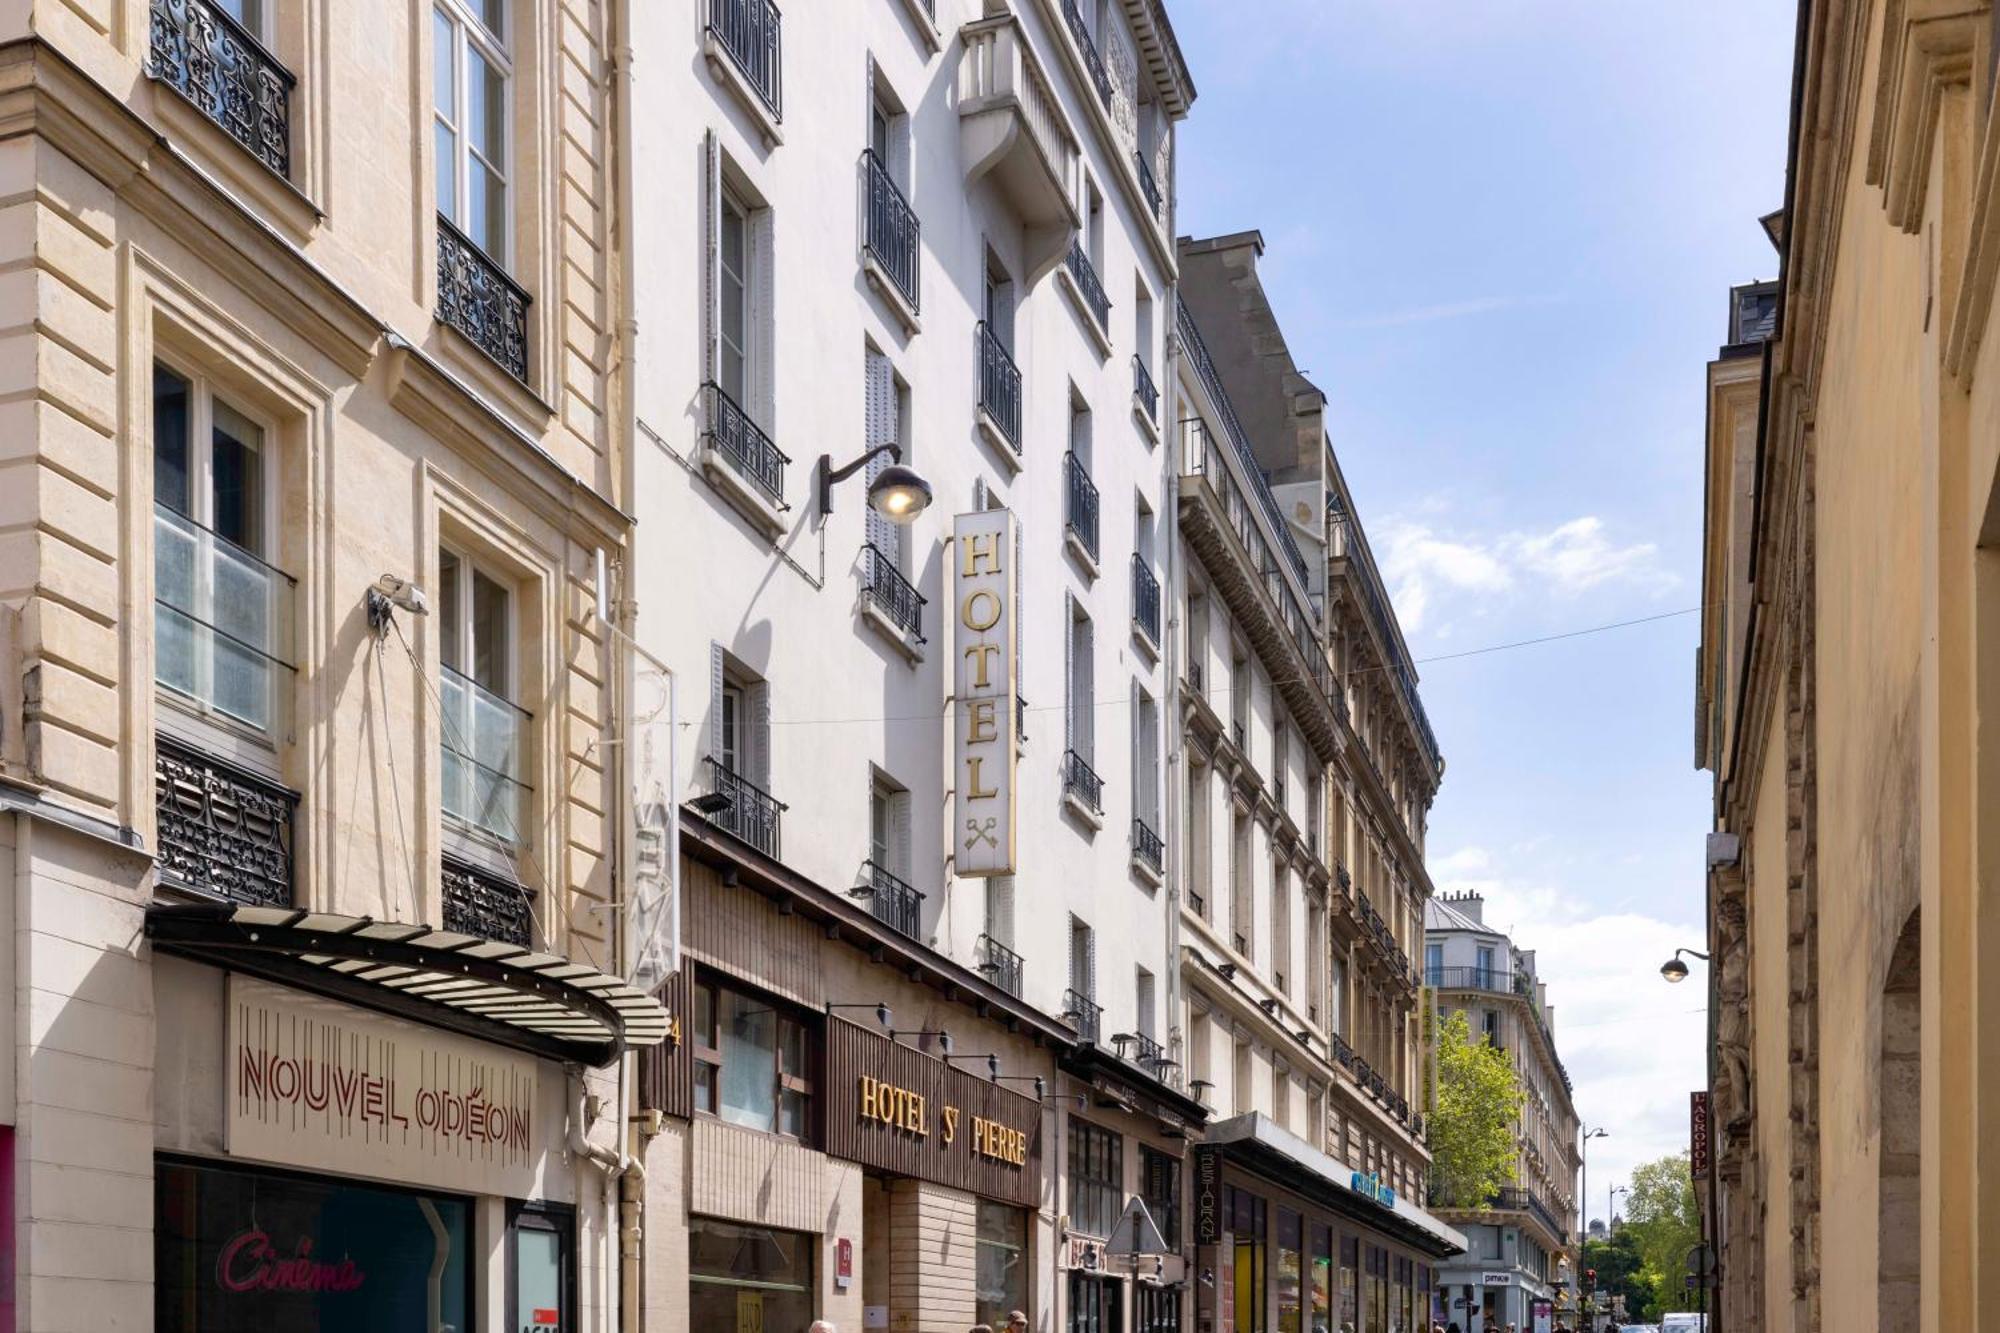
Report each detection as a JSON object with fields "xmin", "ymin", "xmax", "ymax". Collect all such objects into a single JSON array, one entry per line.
[
  {"xmin": 1426, "ymin": 966, "xmax": 1574, "ymax": 1094},
  {"xmin": 704, "ymin": 0, "xmax": 783, "ymax": 122},
  {"xmin": 437, "ymin": 215, "xmax": 532, "ymax": 383},
  {"xmin": 441, "ymin": 664, "xmax": 531, "ymax": 846},
  {"xmin": 441, "ymin": 856, "xmax": 536, "ymax": 948},
  {"xmin": 1062, "ymin": 748, "xmax": 1104, "ymax": 815},
  {"xmin": 959, "ymin": 14, "xmax": 1081, "ymax": 281},
  {"xmin": 1064, "ymin": 451, "xmax": 1100, "ymax": 566},
  {"xmin": 1485, "ymin": 1187, "xmax": 1570, "ymax": 1247},
  {"xmin": 976, "ymin": 321, "xmax": 1023, "ymax": 456},
  {"xmin": 862, "ymin": 150, "xmax": 921, "ymax": 321},
  {"xmin": 1134, "ymin": 150, "xmax": 1163, "ymax": 220},
  {"xmin": 856, "ymin": 859, "xmax": 925, "ymax": 939},
  {"xmin": 154, "ymin": 735, "xmax": 297, "ymax": 908},
  {"xmin": 978, "ymin": 932, "xmax": 1025, "ymax": 997},
  {"xmin": 862, "ymin": 543, "xmax": 926, "ymax": 641},
  {"xmin": 1132, "ymin": 816, "xmax": 1164, "ymax": 875},
  {"xmin": 1132, "ymin": 354, "xmax": 1160, "ymax": 426},
  {"xmin": 704, "ymin": 756, "xmax": 786, "ymax": 858},
  {"xmin": 148, "ymin": 0, "xmax": 294, "ymax": 179},
  {"xmin": 1116, "ymin": 1030, "xmax": 1168, "ymax": 1076},
  {"xmin": 1132, "ymin": 555, "xmax": 1161, "ymax": 647},
  {"xmin": 1065, "ymin": 240, "xmax": 1112, "ymax": 333},
  {"xmin": 1330, "ymin": 1032, "xmax": 1355, "ymax": 1069},
  {"xmin": 702, "ymin": 380, "xmax": 791, "ymax": 518},
  {"xmin": 1060, "ymin": 0, "xmax": 1114, "ymax": 108},
  {"xmin": 154, "ymin": 503, "xmax": 296, "ymax": 735},
  {"xmin": 1063, "ymin": 987, "xmax": 1104, "ymax": 1045}
]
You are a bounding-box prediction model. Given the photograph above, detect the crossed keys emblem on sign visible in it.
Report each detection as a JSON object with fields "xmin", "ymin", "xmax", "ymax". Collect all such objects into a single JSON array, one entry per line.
[{"xmin": 965, "ymin": 817, "xmax": 999, "ymax": 851}]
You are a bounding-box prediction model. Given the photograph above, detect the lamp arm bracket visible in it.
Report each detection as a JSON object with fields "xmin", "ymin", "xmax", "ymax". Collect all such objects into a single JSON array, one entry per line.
[{"xmin": 826, "ymin": 442, "xmax": 902, "ymax": 486}]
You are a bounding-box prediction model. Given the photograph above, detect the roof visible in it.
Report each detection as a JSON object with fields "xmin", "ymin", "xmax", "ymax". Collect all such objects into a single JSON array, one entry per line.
[
  {"xmin": 146, "ymin": 902, "xmax": 671, "ymax": 1067},
  {"xmin": 1424, "ymin": 896, "xmax": 1488, "ymax": 934}
]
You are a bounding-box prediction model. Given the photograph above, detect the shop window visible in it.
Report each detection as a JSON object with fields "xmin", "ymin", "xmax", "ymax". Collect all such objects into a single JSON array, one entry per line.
[
  {"xmin": 1068, "ymin": 1272, "xmax": 1121, "ymax": 1333},
  {"xmin": 509, "ymin": 1205, "xmax": 575, "ymax": 1333},
  {"xmin": 975, "ymin": 1201, "xmax": 1029, "ymax": 1329},
  {"xmin": 1139, "ymin": 1144, "xmax": 1180, "ymax": 1246},
  {"xmin": 1228, "ymin": 1187, "xmax": 1266, "ymax": 1333},
  {"xmin": 438, "ymin": 545, "xmax": 530, "ymax": 846},
  {"xmin": 155, "ymin": 1158, "xmax": 472, "ymax": 1333},
  {"xmin": 1339, "ymin": 1233, "xmax": 1359, "ymax": 1332},
  {"xmin": 691, "ymin": 975, "xmax": 816, "ymax": 1140},
  {"xmin": 690, "ymin": 1218, "xmax": 815, "ymax": 1333},
  {"xmin": 1311, "ymin": 1223, "xmax": 1333, "ymax": 1333},
  {"xmin": 1275, "ymin": 1207, "xmax": 1302, "ymax": 1333},
  {"xmin": 153, "ymin": 363, "xmax": 292, "ymax": 742},
  {"xmin": 1066, "ymin": 1118, "xmax": 1123, "ymax": 1238}
]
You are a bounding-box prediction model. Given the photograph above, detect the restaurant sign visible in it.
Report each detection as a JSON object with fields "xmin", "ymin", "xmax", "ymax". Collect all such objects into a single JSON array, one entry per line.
[
  {"xmin": 1690, "ymin": 1090, "xmax": 1711, "ymax": 1180},
  {"xmin": 825, "ymin": 1016, "xmax": 1041, "ymax": 1205},
  {"xmin": 953, "ymin": 509, "xmax": 1017, "ymax": 876},
  {"xmin": 227, "ymin": 975, "xmax": 538, "ymax": 1197}
]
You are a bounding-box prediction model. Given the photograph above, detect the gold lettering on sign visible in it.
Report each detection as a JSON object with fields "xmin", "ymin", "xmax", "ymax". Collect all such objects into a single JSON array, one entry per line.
[
  {"xmin": 962, "ymin": 590, "xmax": 1002, "ymax": 632},
  {"xmin": 954, "ymin": 510, "xmax": 1017, "ymax": 876},
  {"xmin": 964, "ymin": 643, "xmax": 1002, "ymax": 689},
  {"xmin": 941, "ymin": 1106, "xmax": 960, "ymax": 1144},
  {"xmin": 971, "ymin": 1115, "xmax": 1029, "ymax": 1167},
  {"xmin": 962, "ymin": 531, "xmax": 1003, "ymax": 576},
  {"xmin": 857, "ymin": 1077, "xmax": 930, "ymax": 1137}
]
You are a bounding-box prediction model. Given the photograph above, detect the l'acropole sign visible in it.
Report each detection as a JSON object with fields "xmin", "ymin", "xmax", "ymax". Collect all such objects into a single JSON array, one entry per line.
[{"xmin": 954, "ymin": 510, "xmax": 1017, "ymax": 876}]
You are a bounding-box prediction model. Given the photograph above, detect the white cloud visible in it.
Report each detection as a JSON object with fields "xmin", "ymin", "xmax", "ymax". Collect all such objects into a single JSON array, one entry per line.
[
  {"xmin": 1376, "ymin": 513, "xmax": 1675, "ymax": 633},
  {"xmin": 1431, "ymin": 844, "xmax": 1708, "ymax": 1210}
]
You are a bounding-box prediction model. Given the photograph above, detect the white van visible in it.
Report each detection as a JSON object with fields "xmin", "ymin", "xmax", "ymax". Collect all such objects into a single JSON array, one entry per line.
[{"xmin": 1660, "ymin": 1315, "xmax": 1707, "ymax": 1333}]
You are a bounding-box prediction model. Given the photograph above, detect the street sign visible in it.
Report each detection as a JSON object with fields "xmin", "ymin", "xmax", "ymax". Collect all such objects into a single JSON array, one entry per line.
[
  {"xmin": 1686, "ymin": 1243, "xmax": 1716, "ymax": 1278},
  {"xmin": 1106, "ymin": 1197, "xmax": 1170, "ymax": 1258}
]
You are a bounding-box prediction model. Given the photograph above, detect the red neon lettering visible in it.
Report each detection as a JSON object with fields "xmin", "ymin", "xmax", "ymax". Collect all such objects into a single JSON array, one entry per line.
[{"xmin": 217, "ymin": 1230, "xmax": 367, "ymax": 1294}]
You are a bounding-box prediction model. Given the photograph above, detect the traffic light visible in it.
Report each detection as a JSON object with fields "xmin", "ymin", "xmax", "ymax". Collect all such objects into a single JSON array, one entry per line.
[{"xmin": 1583, "ymin": 1268, "xmax": 1597, "ymax": 1291}]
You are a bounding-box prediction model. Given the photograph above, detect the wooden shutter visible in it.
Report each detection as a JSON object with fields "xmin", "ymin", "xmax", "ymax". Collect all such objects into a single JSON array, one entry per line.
[
  {"xmin": 749, "ymin": 207, "xmax": 776, "ymax": 428},
  {"xmin": 890, "ymin": 787, "xmax": 911, "ymax": 879},
  {"xmin": 1063, "ymin": 596, "xmax": 1075, "ymax": 753},
  {"xmin": 986, "ymin": 876, "xmax": 1014, "ymax": 944},
  {"xmin": 702, "ymin": 132, "xmax": 721, "ymax": 386},
  {"xmin": 749, "ymin": 679, "xmax": 771, "ymax": 788},
  {"xmin": 863, "ymin": 350, "xmax": 897, "ymax": 563},
  {"xmin": 708, "ymin": 642, "xmax": 727, "ymax": 763}
]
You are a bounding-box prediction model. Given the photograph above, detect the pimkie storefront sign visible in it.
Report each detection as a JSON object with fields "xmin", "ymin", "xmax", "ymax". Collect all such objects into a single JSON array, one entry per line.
[
  {"xmin": 825, "ymin": 1016, "xmax": 1041, "ymax": 1205},
  {"xmin": 227, "ymin": 975, "xmax": 539, "ymax": 1197},
  {"xmin": 953, "ymin": 509, "xmax": 1017, "ymax": 876}
]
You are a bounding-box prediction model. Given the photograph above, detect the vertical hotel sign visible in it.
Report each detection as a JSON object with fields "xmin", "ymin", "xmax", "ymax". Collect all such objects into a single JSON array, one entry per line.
[{"xmin": 955, "ymin": 510, "xmax": 1016, "ymax": 875}]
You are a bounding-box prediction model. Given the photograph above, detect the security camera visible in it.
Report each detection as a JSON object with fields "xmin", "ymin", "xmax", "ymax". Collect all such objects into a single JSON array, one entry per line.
[{"xmin": 373, "ymin": 574, "xmax": 430, "ymax": 615}]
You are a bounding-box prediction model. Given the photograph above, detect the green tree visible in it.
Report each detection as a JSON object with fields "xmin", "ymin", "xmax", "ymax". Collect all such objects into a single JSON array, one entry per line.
[
  {"xmin": 1622, "ymin": 1152, "xmax": 1702, "ymax": 1320},
  {"xmin": 1428, "ymin": 1008, "xmax": 1525, "ymax": 1208},
  {"xmin": 1581, "ymin": 1228, "xmax": 1649, "ymax": 1322}
]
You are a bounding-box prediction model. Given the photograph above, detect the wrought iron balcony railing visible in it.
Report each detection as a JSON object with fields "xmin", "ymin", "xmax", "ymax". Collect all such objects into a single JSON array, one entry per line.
[
  {"xmin": 1485, "ymin": 1187, "xmax": 1570, "ymax": 1245},
  {"xmin": 440, "ymin": 664, "xmax": 532, "ymax": 846},
  {"xmin": 1133, "ymin": 816, "xmax": 1164, "ymax": 874},
  {"xmin": 1064, "ymin": 451, "xmax": 1100, "ymax": 562},
  {"xmin": 704, "ymin": 755, "xmax": 786, "ymax": 858},
  {"xmin": 441, "ymin": 856, "xmax": 536, "ymax": 948},
  {"xmin": 1134, "ymin": 150, "xmax": 1163, "ymax": 219},
  {"xmin": 155, "ymin": 734, "xmax": 297, "ymax": 908},
  {"xmin": 148, "ymin": 0, "xmax": 294, "ymax": 178},
  {"xmin": 706, "ymin": 0, "xmax": 782, "ymax": 119},
  {"xmin": 976, "ymin": 321, "xmax": 1023, "ymax": 454},
  {"xmin": 1132, "ymin": 554, "xmax": 1161, "ymax": 645},
  {"xmin": 1066, "ymin": 240, "xmax": 1111, "ymax": 330},
  {"xmin": 1060, "ymin": 0, "xmax": 1114, "ymax": 108},
  {"xmin": 1119, "ymin": 1030, "xmax": 1166, "ymax": 1072},
  {"xmin": 437, "ymin": 215, "xmax": 531, "ymax": 382},
  {"xmin": 1062, "ymin": 748, "xmax": 1104, "ymax": 814},
  {"xmin": 859, "ymin": 859, "xmax": 924, "ymax": 938},
  {"xmin": 862, "ymin": 149, "xmax": 921, "ymax": 312},
  {"xmin": 1178, "ymin": 307, "xmax": 1309, "ymax": 583},
  {"xmin": 702, "ymin": 380, "xmax": 790, "ymax": 503},
  {"xmin": 977, "ymin": 932, "xmax": 1025, "ymax": 998},
  {"xmin": 1330, "ymin": 1032, "xmax": 1355, "ymax": 1068},
  {"xmin": 862, "ymin": 543, "xmax": 925, "ymax": 640},
  {"xmin": 1132, "ymin": 354, "xmax": 1160, "ymax": 424},
  {"xmin": 1063, "ymin": 987, "xmax": 1104, "ymax": 1044}
]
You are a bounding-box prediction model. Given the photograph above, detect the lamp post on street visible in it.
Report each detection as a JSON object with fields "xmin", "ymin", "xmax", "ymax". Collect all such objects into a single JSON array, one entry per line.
[
  {"xmin": 1609, "ymin": 1184, "xmax": 1629, "ymax": 1233},
  {"xmin": 1578, "ymin": 1126, "xmax": 1607, "ymax": 1331}
]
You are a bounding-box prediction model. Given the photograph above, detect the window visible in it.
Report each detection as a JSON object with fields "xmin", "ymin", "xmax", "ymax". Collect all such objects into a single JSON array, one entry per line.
[
  {"xmin": 1231, "ymin": 810, "xmax": 1252, "ymax": 957},
  {"xmin": 1271, "ymin": 1064, "xmax": 1289, "ymax": 1130},
  {"xmin": 1065, "ymin": 598, "xmax": 1095, "ymax": 762},
  {"xmin": 710, "ymin": 646, "xmax": 770, "ymax": 786},
  {"xmin": 867, "ymin": 774, "xmax": 909, "ymax": 878},
  {"xmin": 1084, "ymin": 177, "xmax": 1104, "ymax": 269},
  {"xmin": 1069, "ymin": 1273, "xmax": 1122, "ymax": 1333},
  {"xmin": 862, "ymin": 349, "xmax": 912, "ymax": 575},
  {"xmin": 1140, "ymin": 1145, "xmax": 1180, "ymax": 1247},
  {"xmin": 1330, "ymin": 953, "xmax": 1346, "ymax": 1038},
  {"xmin": 719, "ymin": 190, "xmax": 752, "ymax": 405},
  {"xmin": 1186, "ymin": 758, "xmax": 1210, "ymax": 918},
  {"xmin": 1476, "ymin": 945, "xmax": 1496, "ymax": 990},
  {"xmin": 1272, "ymin": 866, "xmax": 1291, "ymax": 995},
  {"xmin": 1307, "ymin": 895, "xmax": 1327, "ymax": 1022},
  {"xmin": 984, "ymin": 252, "xmax": 1016, "ymax": 348},
  {"xmin": 1069, "ymin": 916, "xmax": 1095, "ymax": 1002},
  {"xmin": 1272, "ymin": 719, "xmax": 1289, "ymax": 800},
  {"xmin": 1134, "ymin": 686, "xmax": 1160, "ymax": 831},
  {"xmin": 690, "ymin": 975, "xmax": 815, "ymax": 1140},
  {"xmin": 1482, "ymin": 1009, "xmax": 1499, "ymax": 1043},
  {"xmin": 217, "ymin": 0, "xmax": 264, "ymax": 35},
  {"xmin": 1067, "ymin": 1118, "xmax": 1123, "ymax": 1238},
  {"xmin": 1189, "ymin": 1009, "xmax": 1211, "ymax": 1102},
  {"xmin": 702, "ymin": 138, "xmax": 776, "ymax": 455},
  {"xmin": 976, "ymin": 1203, "xmax": 1029, "ymax": 1328},
  {"xmin": 690, "ymin": 1220, "xmax": 814, "ymax": 1333},
  {"xmin": 434, "ymin": 0, "xmax": 511, "ymax": 260},
  {"xmin": 1233, "ymin": 1037, "xmax": 1252, "ymax": 1116},
  {"xmin": 1230, "ymin": 643, "xmax": 1250, "ymax": 742},
  {"xmin": 1426, "ymin": 942, "xmax": 1443, "ymax": 984},
  {"xmin": 438, "ymin": 546, "xmax": 528, "ymax": 844},
  {"xmin": 1135, "ymin": 967, "xmax": 1156, "ymax": 1041},
  {"xmin": 153, "ymin": 363, "xmax": 290, "ymax": 739},
  {"xmin": 1308, "ymin": 1086, "xmax": 1324, "ymax": 1149},
  {"xmin": 1135, "ymin": 280, "xmax": 1155, "ymax": 374}
]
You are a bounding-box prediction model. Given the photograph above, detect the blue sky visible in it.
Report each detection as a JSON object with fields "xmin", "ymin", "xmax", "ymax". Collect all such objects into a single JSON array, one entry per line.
[{"xmin": 1171, "ymin": 0, "xmax": 1796, "ymax": 1211}]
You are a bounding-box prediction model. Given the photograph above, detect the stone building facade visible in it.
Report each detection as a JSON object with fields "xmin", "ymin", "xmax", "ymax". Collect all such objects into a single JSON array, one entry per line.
[{"xmin": 1693, "ymin": 3, "xmax": 2000, "ymax": 1330}]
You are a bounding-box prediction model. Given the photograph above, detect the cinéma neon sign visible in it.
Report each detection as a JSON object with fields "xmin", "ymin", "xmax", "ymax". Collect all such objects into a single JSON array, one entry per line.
[{"xmin": 216, "ymin": 1230, "xmax": 366, "ymax": 1294}]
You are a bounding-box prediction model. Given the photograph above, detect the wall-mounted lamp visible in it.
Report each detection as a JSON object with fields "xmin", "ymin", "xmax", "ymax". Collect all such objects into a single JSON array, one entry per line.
[
  {"xmin": 827, "ymin": 1002, "xmax": 893, "ymax": 1031},
  {"xmin": 687, "ymin": 791, "xmax": 734, "ymax": 817},
  {"xmin": 1215, "ymin": 962, "xmax": 1238, "ymax": 981},
  {"xmin": 816, "ymin": 444, "xmax": 933, "ymax": 521},
  {"xmin": 892, "ymin": 1028, "xmax": 952, "ymax": 1057},
  {"xmin": 1660, "ymin": 948, "xmax": 1710, "ymax": 984},
  {"xmin": 945, "ymin": 1052, "xmax": 1003, "ymax": 1080},
  {"xmin": 993, "ymin": 1074, "xmax": 1046, "ymax": 1100},
  {"xmin": 1257, "ymin": 998, "xmax": 1280, "ymax": 1017}
]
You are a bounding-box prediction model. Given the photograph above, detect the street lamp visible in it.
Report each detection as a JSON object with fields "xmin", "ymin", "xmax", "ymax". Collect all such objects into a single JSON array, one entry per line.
[
  {"xmin": 816, "ymin": 444, "xmax": 934, "ymax": 521},
  {"xmin": 1579, "ymin": 1126, "xmax": 1607, "ymax": 1254},
  {"xmin": 1659, "ymin": 948, "xmax": 1710, "ymax": 983},
  {"xmin": 1609, "ymin": 1184, "xmax": 1630, "ymax": 1233}
]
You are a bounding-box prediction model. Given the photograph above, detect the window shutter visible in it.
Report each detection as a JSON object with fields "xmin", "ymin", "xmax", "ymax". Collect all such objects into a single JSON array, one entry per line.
[
  {"xmin": 749, "ymin": 679, "xmax": 772, "ymax": 788},
  {"xmin": 1078, "ymin": 615, "xmax": 1094, "ymax": 761},
  {"xmin": 987, "ymin": 876, "xmax": 1014, "ymax": 944},
  {"xmin": 708, "ymin": 643, "xmax": 727, "ymax": 764},
  {"xmin": 702, "ymin": 132, "xmax": 721, "ymax": 386},
  {"xmin": 890, "ymin": 788, "xmax": 911, "ymax": 879},
  {"xmin": 1086, "ymin": 922, "xmax": 1096, "ymax": 997},
  {"xmin": 750, "ymin": 208, "xmax": 776, "ymax": 427},
  {"xmin": 864, "ymin": 350, "xmax": 897, "ymax": 563},
  {"xmin": 1063, "ymin": 597, "xmax": 1075, "ymax": 753},
  {"xmin": 1013, "ymin": 514, "xmax": 1024, "ymax": 732}
]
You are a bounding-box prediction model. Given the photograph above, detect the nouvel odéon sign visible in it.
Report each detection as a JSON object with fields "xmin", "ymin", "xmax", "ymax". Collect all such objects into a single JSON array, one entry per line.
[{"xmin": 824, "ymin": 1016, "xmax": 1041, "ymax": 1206}]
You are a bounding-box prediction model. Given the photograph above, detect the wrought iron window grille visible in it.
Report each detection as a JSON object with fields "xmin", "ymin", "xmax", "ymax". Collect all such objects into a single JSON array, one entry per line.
[
  {"xmin": 154, "ymin": 735, "xmax": 297, "ymax": 909},
  {"xmin": 148, "ymin": 0, "xmax": 295, "ymax": 178},
  {"xmin": 436, "ymin": 214, "xmax": 532, "ymax": 382}
]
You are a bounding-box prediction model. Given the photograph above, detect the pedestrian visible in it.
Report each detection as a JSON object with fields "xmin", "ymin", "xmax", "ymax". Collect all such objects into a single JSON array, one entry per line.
[
  {"xmin": 969, "ymin": 1325, "xmax": 993, "ymax": 1333},
  {"xmin": 1007, "ymin": 1312, "xmax": 1029, "ymax": 1333},
  {"xmin": 807, "ymin": 1323, "xmax": 836, "ymax": 1333}
]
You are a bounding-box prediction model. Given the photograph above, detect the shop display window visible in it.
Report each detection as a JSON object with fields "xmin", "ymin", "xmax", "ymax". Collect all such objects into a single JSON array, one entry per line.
[
  {"xmin": 1310, "ymin": 1224, "xmax": 1332, "ymax": 1333},
  {"xmin": 1228, "ymin": 1187, "xmax": 1266, "ymax": 1333},
  {"xmin": 1340, "ymin": 1234, "xmax": 1359, "ymax": 1332},
  {"xmin": 689, "ymin": 1218, "xmax": 815, "ymax": 1333},
  {"xmin": 976, "ymin": 1201, "xmax": 1029, "ymax": 1328},
  {"xmin": 691, "ymin": 974, "xmax": 816, "ymax": 1140},
  {"xmin": 155, "ymin": 1158, "xmax": 472, "ymax": 1333},
  {"xmin": 1275, "ymin": 1207, "xmax": 1302, "ymax": 1333},
  {"xmin": 1068, "ymin": 1272, "xmax": 1122, "ymax": 1333}
]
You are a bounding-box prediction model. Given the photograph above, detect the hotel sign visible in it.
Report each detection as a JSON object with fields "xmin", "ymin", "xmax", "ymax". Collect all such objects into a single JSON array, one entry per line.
[
  {"xmin": 825, "ymin": 1016, "xmax": 1041, "ymax": 1205},
  {"xmin": 954, "ymin": 509, "xmax": 1016, "ymax": 876},
  {"xmin": 227, "ymin": 976, "xmax": 538, "ymax": 1197}
]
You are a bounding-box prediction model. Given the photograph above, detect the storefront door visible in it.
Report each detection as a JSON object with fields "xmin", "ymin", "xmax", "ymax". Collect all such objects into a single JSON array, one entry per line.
[
  {"xmin": 509, "ymin": 1205, "xmax": 575, "ymax": 1333},
  {"xmin": 689, "ymin": 1216, "xmax": 816, "ymax": 1333}
]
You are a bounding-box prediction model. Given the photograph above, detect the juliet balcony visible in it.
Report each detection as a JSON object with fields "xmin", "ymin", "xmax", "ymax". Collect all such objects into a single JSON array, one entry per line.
[
  {"xmin": 853, "ymin": 859, "xmax": 925, "ymax": 940},
  {"xmin": 959, "ymin": 11, "xmax": 1082, "ymax": 282},
  {"xmin": 148, "ymin": 0, "xmax": 295, "ymax": 179},
  {"xmin": 862, "ymin": 149, "xmax": 921, "ymax": 326},
  {"xmin": 704, "ymin": 755, "xmax": 786, "ymax": 859}
]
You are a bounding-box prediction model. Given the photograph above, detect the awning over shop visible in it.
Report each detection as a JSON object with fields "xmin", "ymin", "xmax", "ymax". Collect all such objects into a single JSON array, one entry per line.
[
  {"xmin": 1204, "ymin": 1112, "xmax": 1468, "ymax": 1259},
  {"xmin": 146, "ymin": 902, "xmax": 671, "ymax": 1067}
]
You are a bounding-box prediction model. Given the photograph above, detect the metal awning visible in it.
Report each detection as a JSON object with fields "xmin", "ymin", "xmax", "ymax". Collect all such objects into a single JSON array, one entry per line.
[{"xmin": 146, "ymin": 902, "xmax": 670, "ymax": 1068}]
